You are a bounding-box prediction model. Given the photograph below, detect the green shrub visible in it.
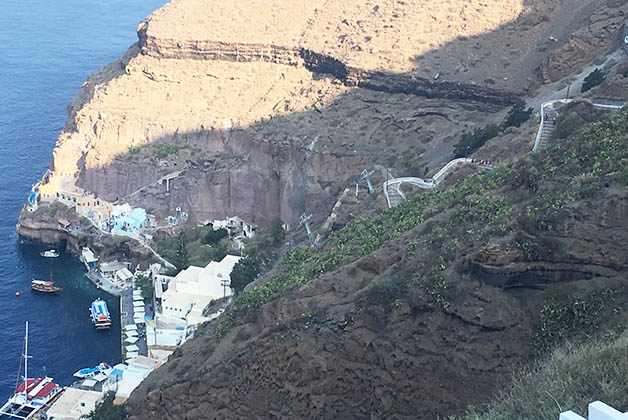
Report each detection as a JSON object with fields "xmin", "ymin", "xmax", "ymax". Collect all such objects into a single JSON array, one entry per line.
[
  {"xmin": 581, "ymin": 68, "xmax": 605, "ymax": 92},
  {"xmin": 202, "ymin": 228, "xmax": 228, "ymax": 245},
  {"xmin": 230, "ymin": 255, "xmax": 261, "ymax": 294},
  {"xmin": 135, "ymin": 275, "xmax": 153, "ymax": 300},
  {"xmin": 128, "ymin": 145, "xmax": 141, "ymax": 154},
  {"xmin": 152, "ymin": 144, "xmax": 179, "ymax": 158},
  {"xmin": 453, "ymin": 124, "xmax": 500, "ymax": 158},
  {"xmin": 503, "ymin": 100, "xmax": 533, "ymax": 129},
  {"xmin": 552, "ymin": 114, "xmax": 582, "ymax": 140},
  {"xmin": 534, "ymin": 289, "xmax": 615, "ymax": 356}
]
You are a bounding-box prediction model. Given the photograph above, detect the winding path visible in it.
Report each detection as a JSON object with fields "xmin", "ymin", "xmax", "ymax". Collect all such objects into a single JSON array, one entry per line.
[{"xmin": 384, "ymin": 98, "xmax": 626, "ymax": 208}]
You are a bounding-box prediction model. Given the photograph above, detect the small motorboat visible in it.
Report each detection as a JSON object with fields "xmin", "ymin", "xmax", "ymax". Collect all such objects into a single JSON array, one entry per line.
[
  {"xmin": 31, "ymin": 280, "xmax": 62, "ymax": 293},
  {"xmin": 90, "ymin": 298, "xmax": 112, "ymax": 329},
  {"xmin": 73, "ymin": 362, "xmax": 112, "ymax": 379},
  {"xmin": 40, "ymin": 250, "xmax": 60, "ymax": 258}
]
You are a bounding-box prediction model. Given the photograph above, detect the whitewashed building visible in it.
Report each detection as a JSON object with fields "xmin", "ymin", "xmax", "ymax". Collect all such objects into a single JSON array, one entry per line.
[
  {"xmin": 45, "ymin": 388, "xmax": 102, "ymax": 420},
  {"xmin": 160, "ymin": 255, "xmax": 240, "ymax": 326}
]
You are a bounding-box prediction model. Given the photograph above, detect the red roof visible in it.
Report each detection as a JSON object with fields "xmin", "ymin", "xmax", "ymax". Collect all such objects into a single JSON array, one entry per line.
[
  {"xmin": 16, "ymin": 378, "xmax": 41, "ymax": 393},
  {"xmin": 34, "ymin": 381, "xmax": 58, "ymax": 398}
]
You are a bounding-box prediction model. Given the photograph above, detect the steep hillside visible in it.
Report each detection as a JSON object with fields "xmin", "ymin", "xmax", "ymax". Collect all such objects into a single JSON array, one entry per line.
[
  {"xmin": 127, "ymin": 105, "xmax": 628, "ymax": 419},
  {"xmin": 35, "ymin": 0, "xmax": 624, "ymax": 227}
]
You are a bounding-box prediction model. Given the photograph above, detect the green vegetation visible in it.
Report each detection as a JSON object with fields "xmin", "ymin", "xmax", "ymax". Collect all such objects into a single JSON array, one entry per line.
[
  {"xmin": 552, "ymin": 114, "xmax": 582, "ymax": 140},
  {"xmin": 174, "ymin": 232, "xmax": 189, "ymax": 270},
  {"xmin": 157, "ymin": 226, "xmax": 229, "ymax": 272},
  {"xmin": 361, "ymin": 276, "xmax": 411, "ymax": 308},
  {"xmin": 453, "ymin": 124, "xmax": 500, "ymax": 158},
  {"xmin": 503, "ymin": 100, "xmax": 533, "ymax": 129},
  {"xmin": 453, "ymin": 100, "xmax": 532, "ymax": 157},
  {"xmin": 135, "ymin": 274, "xmax": 153, "ymax": 300},
  {"xmin": 534, "ymin": 289, "xmax": 616, "ymax": 356},
  {"xmin": 268, "ymin": 218, "xmax": 286, "ymax": 246},
  {"xmin": 458, "ymin": 331, "xmax": 628, "ymax": 420},
  {"xmin": 152, "ymin": 144, "xmax": 179, "ymax": 158},
  {"xmin": 581, "ymin": 68, "xmax": 605, "ymax": 93},
  {"xmin": 128, "ymin": 145, "xmax": 141, "ymax": 154},
  {"xmin": 202, "ymin": 228, "xmax": 228, "ymax": 245},
  {"xmin": 230, "ymin": 254, "xmax": 262, "ymax": 294},
  {"xmin": 80, "ymin": 392, "xmax": 126, "ymax": 420},
  {"xmin": 214, "ymin": 108, "xmax": 628, "ymax": 343}
]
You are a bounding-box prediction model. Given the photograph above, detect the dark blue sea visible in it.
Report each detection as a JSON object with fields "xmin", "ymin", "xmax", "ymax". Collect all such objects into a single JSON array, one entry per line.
[{"xmin": 0, "ymin": 0, "xmax": 166, "ymax": 403}]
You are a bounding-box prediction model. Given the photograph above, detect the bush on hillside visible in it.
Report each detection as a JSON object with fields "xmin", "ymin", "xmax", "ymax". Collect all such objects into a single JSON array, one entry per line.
[
  {"xmin": 503, "ymin": 100, "xmax": 533, "ymax": 129},
  {"xmin": 581, "ymin": 68, "xmax": 605, "ymax": 93},
  {"xmin": 453, "ymin": 124, "xmax": 500, "ymax": 157},
  {"xmin": 230, "ymin": 255, "xmax": 261, "ymax": 294},
  {"xmin": 552, "ymin": 114, "xmax": 583, "ymax": 140},
  {"xmin": 135, "ymin": 274, "xmax": 153, "ymax": 300},
  {"xmin": 202, "ymin": 228, "xmax": 228, "ymax": 245}
]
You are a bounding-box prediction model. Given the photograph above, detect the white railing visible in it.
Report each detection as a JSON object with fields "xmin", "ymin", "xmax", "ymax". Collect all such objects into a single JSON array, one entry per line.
[
  {"xmin": 533, "ymin": 99, "xmax": 571, "ymax": 152},
  {"xmin": 560, "ymin": 401, "xmax": 628, "ymax": 420},
  {"xmin": 382, "ymin": 158, "xmax": 473, "ymax": 208}
]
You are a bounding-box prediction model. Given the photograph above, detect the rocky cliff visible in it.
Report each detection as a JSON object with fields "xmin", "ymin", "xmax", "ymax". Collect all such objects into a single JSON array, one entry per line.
[
  {"xmin": 26, "ymin": 0, "xmax": 628, "ymax": 418},
  {"xmin": 36, "ymin": 0, "xmax": 618, "ymax": 228},
  {"xmin": 126, "ymin": 108, "xmax": 628, "ymax": 419}
]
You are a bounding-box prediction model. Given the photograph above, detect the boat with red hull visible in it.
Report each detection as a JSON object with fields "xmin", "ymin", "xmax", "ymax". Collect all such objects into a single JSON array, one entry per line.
[{"xmin": 0, "ymin": 322, "xmax": 63, "ymax": 419}]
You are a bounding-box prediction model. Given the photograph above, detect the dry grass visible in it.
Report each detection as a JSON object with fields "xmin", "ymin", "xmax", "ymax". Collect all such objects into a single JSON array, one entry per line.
[{"xmin": 458, "ymin": 332, "xmax": 628, "ymax": 420}]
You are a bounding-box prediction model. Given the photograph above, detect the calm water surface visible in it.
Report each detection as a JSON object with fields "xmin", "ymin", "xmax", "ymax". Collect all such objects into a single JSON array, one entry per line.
[{"xmin": 0, "ymin": 0, "xmax": 166, "ymax": 402}]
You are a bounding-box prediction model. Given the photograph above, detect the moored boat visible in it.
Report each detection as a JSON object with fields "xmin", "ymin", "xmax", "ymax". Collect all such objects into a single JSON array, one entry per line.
[
  {"xmin": 0, "ymin": 322, "xmax": 63, "ymax": 419},
  {"xmin": 39, "ymin": 250, "xmax": 59, "ymax": 258},
  {"xmin": 90, "ymin": 298, "xmax": 111, "ymax": 329},
  {"xmin": 30, "ymin": 280, "xmax": 62, "ymax": 293},
  {"xmin": 72, "ymin": 362, "xmax": 112, "ymax": 379}
]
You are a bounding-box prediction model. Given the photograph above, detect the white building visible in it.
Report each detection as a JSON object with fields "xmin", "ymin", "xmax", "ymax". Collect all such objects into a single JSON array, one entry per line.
[
  {"xmin": 115, "ymin": 268, "xmax": 134, "ymax": 285},
  {"xmin": 160, "ymin": 255, "xmax": 240, "ymax": 326},
  {"xmin": 45, "ymin": 388, "xmax": 102, "ymax": 420},
  {"xmin": 114, "ymin": 356, "xmax": 163, "ymax": 401}
]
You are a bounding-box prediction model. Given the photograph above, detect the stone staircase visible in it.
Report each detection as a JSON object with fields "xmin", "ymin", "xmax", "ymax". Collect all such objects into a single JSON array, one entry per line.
[
  {"xmin": 387, "ymin": 184, "xmax": 406, "ymax": 207},
  {"xmin": 535, "ymin": 106, "xmax": 558, "ymax": 151}
]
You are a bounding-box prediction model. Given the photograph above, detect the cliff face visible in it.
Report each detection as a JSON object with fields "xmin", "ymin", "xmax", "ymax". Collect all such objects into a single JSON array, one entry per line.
[
  {"xmin": 38, "ymin": 0, "xmax": 613, "ymax": 228},
  {"xmin": 125, "ymin": 106, "xmax": 628, "ymax": 418}
]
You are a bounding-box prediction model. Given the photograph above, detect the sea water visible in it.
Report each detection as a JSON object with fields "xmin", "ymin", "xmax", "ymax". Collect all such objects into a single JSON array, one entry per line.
[{"xmin": 0, "ymin": 0, "xmax": 166, "ymax": 402}]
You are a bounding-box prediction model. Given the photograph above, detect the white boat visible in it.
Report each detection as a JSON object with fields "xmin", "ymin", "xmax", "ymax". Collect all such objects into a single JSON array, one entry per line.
[
  {"xmin": 39, "ymin": 250, "xmax": 59, "ymax": 258},
  {"xmin": 89, "ymin": 298, "xmax": 111, "ymax": 329},
  {"xmin": 72, "ymin": 362, "xmax": 112, "ymax": 379},
  {"xmin": 0, "ymin": 322, "xmax": 63, "ymax": 419}
]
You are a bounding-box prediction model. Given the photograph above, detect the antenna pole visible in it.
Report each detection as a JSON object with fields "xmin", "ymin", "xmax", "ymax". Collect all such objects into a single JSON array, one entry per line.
[{"xmin": 24, "ymin": 321, "xmax": 28, "ymax": 399}]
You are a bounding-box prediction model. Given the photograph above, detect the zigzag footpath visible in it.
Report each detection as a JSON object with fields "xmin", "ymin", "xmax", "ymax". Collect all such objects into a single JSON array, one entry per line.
[{"xmin": 384, "ymin": 98, "xmax": 627, "ymax": 208}]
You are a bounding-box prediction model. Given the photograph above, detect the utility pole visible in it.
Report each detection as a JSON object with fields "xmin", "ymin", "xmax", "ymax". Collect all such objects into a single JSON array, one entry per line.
[
  {"xmin": 221, "ymin": 279, "xmax": 229, "ymax": 308},
  {"xmin": 299, "ymin": 213, "xmax": 315, "ymax": 247}
]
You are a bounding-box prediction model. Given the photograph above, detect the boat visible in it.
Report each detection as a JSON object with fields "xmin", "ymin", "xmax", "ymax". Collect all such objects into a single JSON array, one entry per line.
[
  {"xmin": 39, "ymin": 250, "xmax": 59, "ymax": 258},
  {"xmin": 30, "ymin": 280, "xmax": 62, "ymax": 293},
  {"xmin": 0, "ymin": 322, "xmax": 63, "ymax": 419},
  {"xmin": 90, "ymin": 298, "xmax": 111, "ymax": 329},
  {"xmin": 72, "ymin": 362, "xmax": 112, "ymax": 379}
]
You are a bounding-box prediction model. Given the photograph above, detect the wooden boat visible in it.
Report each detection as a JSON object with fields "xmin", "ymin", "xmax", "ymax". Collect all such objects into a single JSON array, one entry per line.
[{"xmin": 31, "ymin": 280, "xmax": 62, "ymax": 293}]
